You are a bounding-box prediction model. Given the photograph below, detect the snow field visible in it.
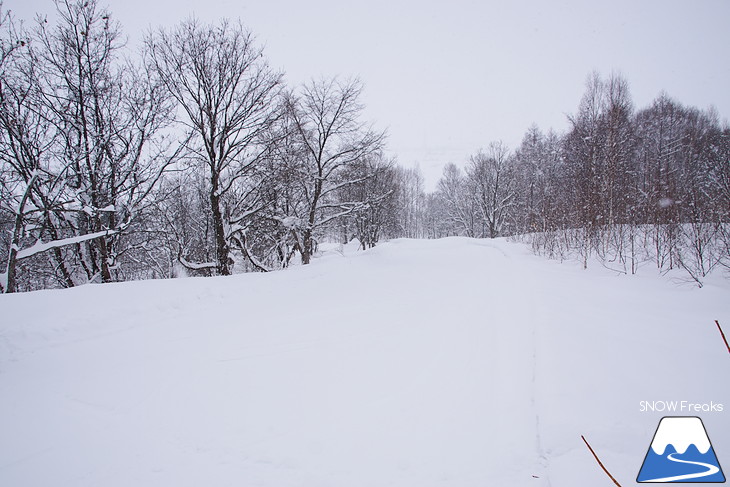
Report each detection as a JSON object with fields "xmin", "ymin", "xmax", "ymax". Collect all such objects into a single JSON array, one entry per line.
[{"xmin": 1, "ymin": 237, "xmax": 728, "ymax": 486}]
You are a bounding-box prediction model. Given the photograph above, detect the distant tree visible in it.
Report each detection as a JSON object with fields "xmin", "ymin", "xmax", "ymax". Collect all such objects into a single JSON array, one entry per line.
[
  {"xmin": 423, "ymin": 192, "xmax": 450, "ymax": 239},
  {"xmin": 709, "ymin": 126, "xmax": 730, "ymax": 272},
  {"xmin": 564, "ymin": 72, "xmax": 606, "ymax": 238},
  {"xmin": 512, "ymin": 125, "xmax": 545, "ymax": 235},
  {"xmin": 633, "ymin": 94, "xmax": 726, "ymax": 278},
  {"xmin": 338, "ymin": 155, "xmax": 398, "ymax": 249},
  {"xmin": 600, "ymin": 73, "xmax": 636, "ymax": 228},
  {"xmin": 633, "ymin": 94, "xmax": 686, "ymax": 268},
  {"xmin": 466, "ymin": 141, "xmax": 516, "ymax": 238},
  {"xmin": 434, "ymin": 163, "xmax": 477, "ymax": 237},
  {"xmin": 394, "ymin": 164, "xmax": 427, "ymax": 238},
  {"xmin": 512, "ymin": 126, "xmax": 568, "ymax": 237},
  {"xmin": 562, "ymin": 72, "xmax": 637, "ymax": 265}
]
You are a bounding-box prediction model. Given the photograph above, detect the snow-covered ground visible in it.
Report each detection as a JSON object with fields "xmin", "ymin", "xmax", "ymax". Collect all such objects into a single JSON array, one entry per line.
[{"xmin": 1, "ymin": 237, "xmax": 728, "ymax": 487}]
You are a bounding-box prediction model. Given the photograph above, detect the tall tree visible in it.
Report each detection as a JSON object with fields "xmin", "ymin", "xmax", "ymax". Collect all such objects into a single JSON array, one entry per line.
[
  {"xmin": 600, "ymin": 73, "xmax": 636, "ymax": 227},
  {"xmin": 284, "ymin": 77, "xmax": 384, "ymax": 264},
  {"xmin": 147, "ymin": 18, "xmax": 282, "ymax": 275},
  {"xmin": 564, "ymin": 72, "xmax": 605, "ymax": 234},
  {"xmin": 1, "ymin": 0, "xmax": 175, "ymax": 292},
  {"xmin": 466, "ymin": 141, "xmax": 515, "ymax": 238}
]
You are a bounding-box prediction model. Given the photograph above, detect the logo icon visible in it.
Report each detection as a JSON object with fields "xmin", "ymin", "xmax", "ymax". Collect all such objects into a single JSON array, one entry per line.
[{"xmin": 637, "ymin": 416, "xmax": 725, "ymax": 483}]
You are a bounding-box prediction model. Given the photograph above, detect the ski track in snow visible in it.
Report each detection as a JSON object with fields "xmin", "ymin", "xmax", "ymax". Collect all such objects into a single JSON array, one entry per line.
[{"xmin": 1, "ymin": 237, "xmax": 728, "ymax": 487}]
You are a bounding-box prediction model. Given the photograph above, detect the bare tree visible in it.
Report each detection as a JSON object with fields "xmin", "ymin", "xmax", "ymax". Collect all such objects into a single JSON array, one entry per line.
[
  {"xmin": 34, "ymin": 0, "xmax": 176, "ymax": 284},
  {"xmin": 435, "ymin": 163, "xmax": 478, "ymax": 237},
  {"xmin": 564, "ymin": 72, "xmax": 605, "ymax": 253},
  {"xmin": 1, "ymin": 0, "xmax": 176, "ymax": 292},
  {"xmin": 0, "ymin": 7, "xmax": 46, "ymax": 292},
  {"xmin": 284, "ymin": 77, "xmax": 384, "ymax": 264},
  {"xmin": 467, "ymin": 141, "xmax": 516, "ymax": 238},
  {"xmin": 147, "ymin": 18, "xmax": 282, "ymax": 275},
  {"xmin": 338, "ymin": 154, "xmax": 398, "ymax": 249},
  {"xmin": 394, "ymin": 164, "xmax": 427, "ymax": 238}
]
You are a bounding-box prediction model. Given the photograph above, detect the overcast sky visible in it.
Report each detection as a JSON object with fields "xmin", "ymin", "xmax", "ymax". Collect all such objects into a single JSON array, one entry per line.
[{"xmin": 10, "ymin": 0, "xmax": 730, "ymax": 190}]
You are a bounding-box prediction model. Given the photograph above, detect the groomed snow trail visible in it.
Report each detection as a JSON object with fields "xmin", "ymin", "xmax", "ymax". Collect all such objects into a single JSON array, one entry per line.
[{"xmin": 1, "ymin": 238, "xmax": 728, "ymax": 487}]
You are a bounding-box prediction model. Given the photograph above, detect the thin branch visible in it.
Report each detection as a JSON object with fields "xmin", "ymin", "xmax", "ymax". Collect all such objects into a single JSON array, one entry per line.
[
  {"xmin": 230, "ymin": 230, "xmax": 271, "ymax": 272},
  {"xmin": 581, "ymin": 435, "xmax": 623, "ymax": 487},
  {"xmin": 178, "ymin": 256, "xmax": 218, "ymax": 271},
  {"xmin": 716, "ymin": 320, "xmax": 730, "ymax": 355}
]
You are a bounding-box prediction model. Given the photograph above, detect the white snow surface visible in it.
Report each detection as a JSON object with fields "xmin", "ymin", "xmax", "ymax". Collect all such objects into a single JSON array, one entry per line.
[{"xmin": 1, "ymin": 237, "xmax": 728, "ymax": 487}]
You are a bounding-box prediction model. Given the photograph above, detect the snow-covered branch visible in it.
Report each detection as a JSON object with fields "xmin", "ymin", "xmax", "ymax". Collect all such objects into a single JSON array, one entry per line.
[
  {"xmin": 16, "ymin": 228, "xmax": 124, "ymax": 260},
  {"xmin": 177, "ymin": 257, "xmax": 218, "ymax": 271}
]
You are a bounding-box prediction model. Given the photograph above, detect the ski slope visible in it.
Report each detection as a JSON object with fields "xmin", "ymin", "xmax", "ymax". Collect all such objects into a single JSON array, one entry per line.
[{"xmin": 1, "ymin": 237, "xmax": 728, "ymax": 486}]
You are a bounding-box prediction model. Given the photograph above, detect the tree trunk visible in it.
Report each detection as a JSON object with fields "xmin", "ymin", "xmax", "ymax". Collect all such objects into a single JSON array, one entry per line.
[
  {"xmin": 301, "ymin": 229, "xmax": 313, "ymax": 265},
  {"xmin": 3, "ymin": 173, "xmax": 38, "ymax": 294},
  {"xmin": 210, "ymin": 190, "xmax": 230, "ymax": 275},
  {"xmin": 96, "ymin": 234, "xmax": 113, "ymax": 283}
]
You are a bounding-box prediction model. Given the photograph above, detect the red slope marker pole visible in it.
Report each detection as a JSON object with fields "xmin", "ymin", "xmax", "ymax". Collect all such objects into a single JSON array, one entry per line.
[
  {"xmin": 581, "ymin": 435, "xmax": 623, "ymax": 487},
  {"xmin": 716, "ymin": 320, "xmax": 730, "ymax": 355}
]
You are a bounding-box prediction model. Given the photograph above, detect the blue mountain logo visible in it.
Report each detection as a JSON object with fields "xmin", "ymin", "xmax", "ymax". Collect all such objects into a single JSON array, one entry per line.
[{"xmin": 637, "ymin": 416, "xmax": 725, "ymax": 483}]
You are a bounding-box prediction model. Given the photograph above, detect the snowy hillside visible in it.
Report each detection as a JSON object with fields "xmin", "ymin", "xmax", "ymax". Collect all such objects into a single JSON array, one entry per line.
[{"xmin": 1, "ymin": 238, "xmax": 728, "ymax": 487}]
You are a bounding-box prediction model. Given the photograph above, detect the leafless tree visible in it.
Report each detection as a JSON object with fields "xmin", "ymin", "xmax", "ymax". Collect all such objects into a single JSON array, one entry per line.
[
  {"xmin": 467, "ymin": 141, "xmax": 516, "ymax": 238},
  {"xmin": 0, "ymin": 6, "xmax": 46, "ymax": 292},
  {"xmin": 284, "ymin": 77, "xmax": 384, "ymax": 264},
  {"xmin": 435, "ymin": 163, "xmax": 478, "ymax": 237},
  {"xmin": 147, "ymin": 18, "xmax": 283, "ymax": 275},
  {"xmin": 1, "ymin": 0, "xmax": 176, "ymax": 292},
  {"xmin": 394, "ymin": 164, "xmax": 427, "ymax": 238},
  {"xmin": 337, "ymin": 154, "xmax": 398, "ymax": 249}
]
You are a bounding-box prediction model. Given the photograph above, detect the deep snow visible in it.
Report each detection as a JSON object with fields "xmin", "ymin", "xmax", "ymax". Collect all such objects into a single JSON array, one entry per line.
[{"xmin": 1, "ymin": 237, "xmax": 728, "ymax": 486}]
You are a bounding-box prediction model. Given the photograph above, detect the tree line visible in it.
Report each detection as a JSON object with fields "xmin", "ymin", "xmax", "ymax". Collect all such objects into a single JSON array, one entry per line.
[
  {"xmin": 417, "ymin": 74, "xmax": 729, "ymax": 285},
  {"xmin": 1, "ymin": 0, "xmax": 727, "ymax": 292},
  {"xmin": 0, "ymin": 0, "xmax": 396, "ymax": 292}
]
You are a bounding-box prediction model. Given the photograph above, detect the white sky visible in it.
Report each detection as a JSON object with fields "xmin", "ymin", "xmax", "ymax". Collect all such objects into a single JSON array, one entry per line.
[{"xmin": 9, "ymin": 0, "xmax": 730, "ymax": 190}]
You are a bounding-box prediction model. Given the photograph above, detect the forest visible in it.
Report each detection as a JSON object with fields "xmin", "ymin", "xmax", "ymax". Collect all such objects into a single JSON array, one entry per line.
[{"xmin": 1, "ymin": 0, "xmax": 728, "ymax": 292}]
